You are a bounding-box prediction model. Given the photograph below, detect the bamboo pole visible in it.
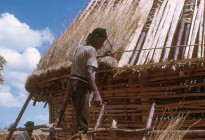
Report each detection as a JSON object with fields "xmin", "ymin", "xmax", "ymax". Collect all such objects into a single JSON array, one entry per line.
[
  {"xmin": 188, "ymin": 0, "xmax": 204, "ymax": 59},
  {"xmin": 197, "ymin": 1, "xmax": 204, "ymax": 58},
  {"xmin": 142, "ymin": 102, "xmax": 155, "ymax": 140},
  {"xmin": 184, "ymin": 0, "xmax": 198, "ymax": 59},
  {"xmin": 150, "ymin": 130, "xmax": 205, "ymax": 136},
  {"xmin": 8, "ymin": 125, "xmax": 48, "ymax": 131},
  {"xmin": 6, "ymin": 94, "xmax": 32, "ymax": 140},
  {"xmin": 118, "ymin": 0, "xmax": 154, "ymax": 67},
  {"xmin": 182, "ymin": 23, "xmax": 191, "ymax": 58},
  {"xmin": 152, "ymin": 0, "xmax": 178, "ymax": 63},
  {"xmin": 129, "ymin": 32, "xmax": 146, "ymax": 65},
  {"xmin": 40, "ymin": 127, "xmax": 152, "ymax": 134},
  {"xmin": 94, "ymin": 103, "xmax": 106, "ymax": 131},
  {"xmin": 174, "ymin": 21, "xmax": 185, "ymax": 61},
  {"xmin": 137, "ymin": 0, "xmax": 168, "ymax": 65},
  {"xmin": 163, "ymin": 0, "xmax": 186, "ymax": 61},
  {"xmin": 145, "ymin": 0, "xmax": 172, "ymax": 64}
]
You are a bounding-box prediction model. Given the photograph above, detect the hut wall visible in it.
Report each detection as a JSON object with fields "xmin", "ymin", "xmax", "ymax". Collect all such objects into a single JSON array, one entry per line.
[{"xmin": 48, "ymin": 66, "xmax": 205, "ymax": 139}]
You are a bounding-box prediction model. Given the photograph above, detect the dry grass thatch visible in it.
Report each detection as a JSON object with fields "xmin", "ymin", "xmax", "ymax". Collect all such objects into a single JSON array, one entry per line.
[
  {"xmin": 35, "ymin": 0, "xmax": 141, "ymax": 72},
  {"xmin": 0, "ymin": 55, "xmax": 6, "ymax": 85},
  {"xmin": 148, "ymin": 111, "xmax": 200, "ymax": 140}
]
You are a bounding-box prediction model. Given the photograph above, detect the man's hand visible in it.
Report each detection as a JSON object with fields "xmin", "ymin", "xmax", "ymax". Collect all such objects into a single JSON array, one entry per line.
[
  {"xmin": 93, "ymin": 92, "xmax": 102, "ymax": 107},
  {"xmin": 103, "ymin": 51, "xmax": 113, "ymax": 57},
  {"xmin": 97, "ymin": 51, "xmax": 114, "ymax": 59}
]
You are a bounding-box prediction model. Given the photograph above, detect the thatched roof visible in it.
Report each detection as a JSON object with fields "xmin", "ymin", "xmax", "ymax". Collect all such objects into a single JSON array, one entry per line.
[
  {"xmin": 0, "ymin": 56, "xmax": 6, "ymax": 85},
  {"xmin": 26, "ymin": 0, "xmax": 205, "ymax": 93}
]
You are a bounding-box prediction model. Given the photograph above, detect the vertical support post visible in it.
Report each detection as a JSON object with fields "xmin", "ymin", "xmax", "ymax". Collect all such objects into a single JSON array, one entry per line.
[
  {"xmin": 6, "ymin": 94, "xmax": 32, "ymax": 140},
  {"xmin": 142, "ymin": 102, "xmax": 155, "ymax": 140}
]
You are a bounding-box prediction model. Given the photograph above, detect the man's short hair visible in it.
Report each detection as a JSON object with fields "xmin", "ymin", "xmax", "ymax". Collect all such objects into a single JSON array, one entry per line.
[
  {"xmin": 91, "ymin": 28, "xmax": 107, "ymax": 38},
  {"xmin": 24, "ymin": 121, "xmax": 34, "ymax": 128}
]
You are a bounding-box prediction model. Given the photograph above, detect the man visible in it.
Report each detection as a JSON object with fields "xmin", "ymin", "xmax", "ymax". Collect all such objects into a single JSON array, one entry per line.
[
  {"xmin": 69, "ymin": 28, "xmax": 108, "ymax": 134},
  {"xmin": 17, "ymin": 121, "xmax": 34, "ymax": 140}
]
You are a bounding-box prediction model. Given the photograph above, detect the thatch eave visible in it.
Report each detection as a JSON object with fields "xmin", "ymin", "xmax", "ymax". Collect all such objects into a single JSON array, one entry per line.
[{"xmin": 26, "ymin": 57, "xmax": 205, "ymax": 100}]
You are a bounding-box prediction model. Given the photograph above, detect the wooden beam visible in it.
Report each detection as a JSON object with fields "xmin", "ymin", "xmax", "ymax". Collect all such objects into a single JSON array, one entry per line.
[{"xmin": 6, "ymin": 94, "xmax": 32, "ymax": 140}]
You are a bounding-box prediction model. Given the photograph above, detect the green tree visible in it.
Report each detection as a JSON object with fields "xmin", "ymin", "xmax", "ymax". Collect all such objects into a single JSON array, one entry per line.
[{"xmin": 0, "ymin": 55, "xmax": 6, "ymax": 85}]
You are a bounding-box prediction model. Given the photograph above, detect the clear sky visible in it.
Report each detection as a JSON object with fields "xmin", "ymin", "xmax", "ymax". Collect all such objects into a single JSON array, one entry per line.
[{"xmin": 0, "ymin": 0, "xmax": 89, "ymax": 128}]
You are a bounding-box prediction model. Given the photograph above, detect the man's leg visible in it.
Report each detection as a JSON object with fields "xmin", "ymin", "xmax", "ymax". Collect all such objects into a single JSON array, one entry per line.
[{"xmin": 72, "ymin": 81, "xmax": 90, "ymax": 134}]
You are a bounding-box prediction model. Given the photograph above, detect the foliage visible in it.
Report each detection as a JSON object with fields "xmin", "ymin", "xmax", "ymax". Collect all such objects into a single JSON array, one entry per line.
[{"xmin": 0, "ymin": 55, "xmax": 6, "ymax": 85}]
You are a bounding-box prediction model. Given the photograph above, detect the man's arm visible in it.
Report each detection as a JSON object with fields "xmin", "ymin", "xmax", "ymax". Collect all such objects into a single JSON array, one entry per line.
[
  {"xmin": 97, "ymin": 51, "xmax": 113, "ymax": 59},
  {"xmin": 86, "ymin": 66, "xmax": 102, "ymax": 107}
]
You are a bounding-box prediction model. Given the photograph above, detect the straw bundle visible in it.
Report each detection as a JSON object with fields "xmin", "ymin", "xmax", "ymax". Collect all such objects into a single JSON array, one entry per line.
[
  {"xmin": 148, "ymin": 111, "xmax": 199, "ymax": 140},
  {"xmin": 0, "ymin": 55, "xmax": 6, "ymax": 85}
]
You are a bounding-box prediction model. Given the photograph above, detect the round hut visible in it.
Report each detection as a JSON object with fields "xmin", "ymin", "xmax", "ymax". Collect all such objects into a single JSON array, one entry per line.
[{"xmin": 25, "ymin": 0, "xmax": 205, "ymax": 139}]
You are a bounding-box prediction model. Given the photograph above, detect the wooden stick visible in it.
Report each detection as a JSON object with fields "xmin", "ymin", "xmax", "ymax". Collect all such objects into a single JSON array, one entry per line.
[
  {"xmin": 152, "ymin": 0, "xmax": 178, "ymax": 63},
  {"xmin": 142, "ymin": 102, "xmax": 156, "ymax": 140},
  {"xmin": 55, "ymin": 92, "xmax": 71, "ymax": 127},
  {"xmin": 88, "ymin": 128, "xmax": 152, "ymax": 134},
  {"xmin": 8, "ymin": 125, "xmax": 48, "ymax": 131},
  {"xmin": 118, "ymin": 0, "xmax": 154, "ymax": 67},
  {"xmin": 129, "ymin": 32, "xmax": 146, "ymax": 65},
  {"xmin": 40, "ymin": 127, "xmax": 152, "ymax": 134},
  {"xmin": 184, "ymin": 0, "xmax": 198, "ymax": 59},
  {"xmin": 150, "ymin": 130, "xmax": 205, "ymax": 136},
  {"xmin": 197, "ymin": 1, "xmax": 204, "ymax": 58},
  {"xmin": 163, "ymin": 0, "xmax": 186, "ymax": 62},
  {"xmin": 94, "ymin": 103, "xmax": 106, "ymax": 131},
  {"xmin": 6, "ymin": 94, "xmax": 32, "ymax": 140},
  {"xmin": 174, "ymin": 21, "xmax": 185, "ymax": 61},
  {"xmin": 137, "ymin": 0, "xmax": 168, "ymax": 65},
  {"xmin": 182, "ymin": 23, "xmax": 191, "ymax": 58}
]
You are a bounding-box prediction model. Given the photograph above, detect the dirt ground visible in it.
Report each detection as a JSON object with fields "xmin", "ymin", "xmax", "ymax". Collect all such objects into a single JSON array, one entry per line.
[{"xmin": 0, "ymin": 129, "xmax": 48, "ymax": 140}]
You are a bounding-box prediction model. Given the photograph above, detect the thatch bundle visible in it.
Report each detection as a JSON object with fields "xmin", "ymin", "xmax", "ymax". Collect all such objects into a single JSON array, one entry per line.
[{"xmin": 0, "ymin": 55, "xmax": 6, "ymax": 85}]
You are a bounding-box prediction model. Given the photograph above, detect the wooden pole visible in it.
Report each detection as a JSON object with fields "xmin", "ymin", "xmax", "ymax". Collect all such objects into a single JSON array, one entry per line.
[
  {"xmin": 94, "ymin": 103, "xmax": 106, "ymax": 131},
  {"xmin": 6, "ymin": 94, "xmax": 32, "ymax": 140},
  {"xmin": 174, "ymin": 21, "xmax": 185, "ymax": 60},
  {"xmin": 8, "ymin": 125, "xmax": 48, "ymax": 131},
  {"xmin": 41, "ymin": 127, "xmax": 152, "ymax": 134},
  {"xmin": 182, "ymin": 23, "xmax": 191, "ymax": 58},
  {"xmin": 142, "ymin": 102, "xmax": 155, "ymax": 140},
  {"xmin": 129, "ymin": 32, "xmax": 146, "ymax": 65},
  {"xmin": 55, "ymin": 92, "xmax": 71, "ymax": 127},
  {"xmin": 150, "ymin": 130, "xmax": 205, "ymax": 136}
]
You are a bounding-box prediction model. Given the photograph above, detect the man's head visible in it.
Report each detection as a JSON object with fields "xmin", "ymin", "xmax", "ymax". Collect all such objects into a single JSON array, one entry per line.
[
  {"xmin": 24, "ymin": 121, "xmax": 34, "ymax": 135},
  {"xmin": 86, "ymin": 28, "xmax": 107, "ymax": 50}
]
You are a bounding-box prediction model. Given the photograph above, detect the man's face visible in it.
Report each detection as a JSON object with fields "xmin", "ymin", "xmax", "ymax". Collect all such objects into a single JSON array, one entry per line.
[{"xmin": 93, "ymin": 35, "xmax": 107, "ymax": 50}]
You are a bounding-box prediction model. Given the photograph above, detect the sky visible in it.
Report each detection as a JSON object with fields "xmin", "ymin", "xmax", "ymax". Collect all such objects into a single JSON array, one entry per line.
[{"xmin": 0, "ymin": 0, "xmax": 89, "ymax": 128}]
